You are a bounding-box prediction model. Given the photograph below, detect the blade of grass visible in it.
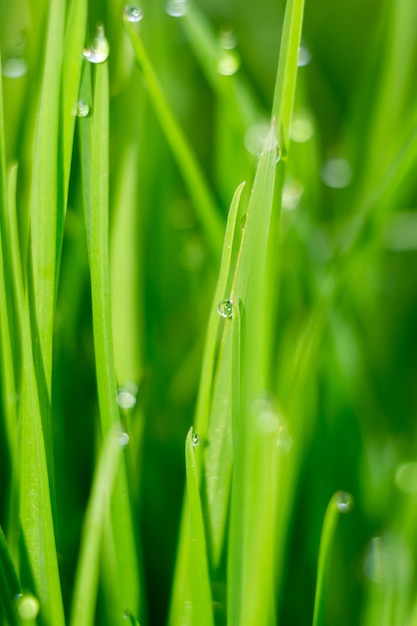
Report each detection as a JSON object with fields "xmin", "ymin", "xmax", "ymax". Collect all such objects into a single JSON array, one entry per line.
[
  {"xmin": 168, "ymin": 181, "xmax": 245, "ymax": 625},
  {"xmin": 123, "ymin": 15, "xmax": 224, "ymax": 260},
  {"xmin": 185, "ymin": 427, "xmax": 214, "ymax": 626},
  {"xmin": 0, "ymin": 525, "xmax": 20, "ymax": 626},
  {"xmin": 312, "ymin": 492, "xmax": 354, "ymax": 626},
  {"xmin": 227, "ymin": 121, "xmax": 278, "ymax": 626},
  {"xmin": 69, "ymin": 424, "xmax": 126, "ymax": 626},
  {"xmin": 78, "ymin": 53, "xmax": 143, "ymax": 621}
]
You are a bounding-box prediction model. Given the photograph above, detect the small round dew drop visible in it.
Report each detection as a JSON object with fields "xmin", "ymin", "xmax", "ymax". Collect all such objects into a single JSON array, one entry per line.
[
  {"xmin": 15, "ymin": 594, "xmax": 40, "ymax": 621},
  {"xmin": 192, "ymin": 433, "xmax": 200, "ymax": 447},
  {"xmin": 125, "ymin": 6, "xmax": 143, "ymax": 22},
  {"xmin": 217, "ymin": 50, "xmax": 240, "ymax": 76},
  {"xmin": 217, "ymin": 298, "xmax": 233, "ymax": 319},
  {"xmin": 117, "ymin": 431, "xmax": 130, "ymax": 447},
  {"xmin": 76, "ymin": 101, "xmax": 90, "ymax": 118},
  {"xmin": 335, "ymin": 491, "xmax": 354, "ymax": 514}
]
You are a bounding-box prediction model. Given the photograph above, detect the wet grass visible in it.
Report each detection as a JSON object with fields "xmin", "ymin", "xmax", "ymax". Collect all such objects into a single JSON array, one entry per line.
[{"xmin": 1, "ymin": 0, "xmax": 417, "ymax": 625}]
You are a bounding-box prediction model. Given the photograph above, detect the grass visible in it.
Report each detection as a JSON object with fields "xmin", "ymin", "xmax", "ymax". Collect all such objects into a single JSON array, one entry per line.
[{"xmin": 1, "ymin": 0, "xmax": 417, "ymax": 625}]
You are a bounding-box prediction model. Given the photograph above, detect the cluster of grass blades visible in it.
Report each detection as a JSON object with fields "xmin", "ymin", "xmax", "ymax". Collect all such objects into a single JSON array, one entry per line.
[{"xmin": 1, "ymin": 0, "xmax": 417, "ymax": 625}]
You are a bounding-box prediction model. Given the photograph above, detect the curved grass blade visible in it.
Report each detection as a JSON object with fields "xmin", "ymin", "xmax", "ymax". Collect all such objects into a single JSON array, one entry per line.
[
  {"xmin": 69, "ymin": 424, "xmax": 126, "ymax": 626},
  {"xmin": 312, "ymin": 492, "xmax": 354, "ymax": 626},
  {"xmin": 123, "ymin": 16, "xmax": 224, "ymax": 259}
]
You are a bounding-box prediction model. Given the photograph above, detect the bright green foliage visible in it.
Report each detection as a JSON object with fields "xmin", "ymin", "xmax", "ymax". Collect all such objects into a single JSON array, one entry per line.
[{"xmin": 1, "ymin": 0, "xmax": 417, "ymax": 625}]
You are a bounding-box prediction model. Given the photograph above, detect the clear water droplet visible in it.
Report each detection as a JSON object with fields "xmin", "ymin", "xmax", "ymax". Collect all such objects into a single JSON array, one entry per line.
[
  {"xmin": 363, "ymin": 535, "xmax": 412, "ymax": 589},
  {"xmin": 2, "ymin": 55, "xmax": 27, "ymax": 78},
  {"xmin": 395, "ymin": 461, "xmax": 417, "ymax": 494},
  {"xmin": 15, "ymin": 594, "xmax": 40, "ymax": 621},
  {"xmin": 335, "ymin": 491, "xmax": 354, "ymax": 513},
  {"xmin": 217, "ymin": 298, "xmax": 233, "ymax": 319},
  {"xmin": 218, "ymin": 50, "xmax": 240, "ymax": 76},
  {"xmin": 240, "ymin": 213, "xmax": 247, "ymax": 230},
  {"xmin": 192, "ymin": 433, "xmax": 200, "ymax": 447},
  {"xmin": 76, "ymin": 101, "xmax": 90, "ymax": 118},
  {"xmin": 298, "ymin": 44, "xmax": 311, "ymax": 67},
  {"xmin": 166, "ymin": 0, "xmax": 187, "ymax": 17},
  {"xmin": 257, "ymin": 410, "xmax": 279, "ymax": 433},
  {"xmin": 275, "ymin": 144, "xmax": 282, "ymax": 163},
  {"xmin": 83, "ymin": 25, "xmax": 110, "ymax": 64},
  {"xmin": 117, "ymin": 431, "xmax": 130, "ymax": 447},
  {"xmin": 116, "ymin": 382, "xmax": 138, "ymax": 409},
  {"xmin": 321, "ymin": 158, "xmax": 352, "ymax": 189},
  {"xmin": 290, "ymin": 112, "xmax": 314, "ymax": 143},
  {"xmin": 125, "ymin": 6, "xmax": 143, "ymax": 22}
]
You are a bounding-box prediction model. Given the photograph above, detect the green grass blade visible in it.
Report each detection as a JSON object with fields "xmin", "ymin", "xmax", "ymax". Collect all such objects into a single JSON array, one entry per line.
[
  {"xmin": 272, "ymin": 0, "xmax": 305, "ymax": 152},
  {"xmin": 19, "ymin": 304, "xmax": 65, "ymax": 626},
  {"xmin": 312, "ymin": 492, "xmax": 354, "ymax": 626},
  {"xmin": 168, "ymin": 181, "xmax": 244, "ymax": 625},
  {"xmin": 0, "ymin": 525, "xmax": 20, "ymax": 626},
  {"xmin": 69, "ymin": 425, "xmax": 126, "ymax": 626},
  {"xmin": 0, "ymin": 51, "xmax": 18, "ymax": 457},
  {"xmin": 123, "ymin": 16, "xmax": 224, "ymax": 259},
  {"xmin": 79, "ymin": 53, "xmax": 143, "ymax": 621},
  {"xmin": 185, "ymin": 427, "xmax": 214, "ymax": 626},
  {"xmin": 61, "ymin": 0, "xmax": 87, "ymax": 198},
  {"xmin": 28, "ymin": 0, "xmax": 66, "ymax": 391}
]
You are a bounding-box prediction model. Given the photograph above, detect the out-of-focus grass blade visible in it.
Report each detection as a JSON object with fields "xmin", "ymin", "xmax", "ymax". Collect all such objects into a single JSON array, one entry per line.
[
  {"xmin": 312, "ymin": 492, "xmax": 354, "ymax": 626},
  {"xmin": 60, "ymin": 0, "xmax": 87, "ymax": 231},
  {"xmin": 272, "ymin": 0, "xmax": 305, "ymax": 152},
  {"xmin": 0, "ymin": 525, "xmax": 20, "ymax": 626},
  {"xmin": 0, "ymin": 51, "xmax": 18, "ymax": 456},
  {"xmin": 123, "ymin": 16, "xmax": 224, "ymax": 259},
  {"xmin": 185, "ymin": 427, "xmax": 214, "ymax": 626},
  {"xmin": 69, "ymin": 424, "xmax": 126, "ymax": 626}
]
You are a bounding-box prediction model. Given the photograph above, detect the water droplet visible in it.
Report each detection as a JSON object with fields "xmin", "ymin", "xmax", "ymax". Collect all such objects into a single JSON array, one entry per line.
[
  {"xmin": 83, "ymin": 25, "xmax": 110, "ymax": 64},
  {"xmin": 124, "ymin": 6, "xmax": 143, "ymax": 22},
  {"xmin": 116, "ymin": 382, "xmax": 138, "ymax": 409},
  {"xmin": 240, "ymin": 213, "xmax": 247, "ymax": 230},
  {"xmin": 76, "ymin": 101, "xmax": 90, "ymax": 118},
  {"xmin": 123, "ymin": 610, "xmax": 131, "ymax": 619},
  {"xmin": 321, "ymin": 158, "xmax": 352, "ymax": 189},
  {"xmin": 335, "ymin": 491, "xmax": 354, "ymax": 513},
  {"xmin": 217, "ymin": 298, "xmax": 233, "ymax": 319},
  {"xmin": 282, "ymin": 179, "xmax": 304, "ymax": 211},
  {"xmin": 15, "ymin": 594, "xmax": 40, "ymax": 621},
  {"xmin": 275, "ymin": 144, "xmax": 282, "ymax": 163},
  {"xmin": 290, "ymin": 112, "xmax": 314, "ymax": 143},
  {"xmin": 298, "ymin": 44, "xmax": 311, "ymax": 67},
  {"xmin": 117, "ymin": 431, "xmax": 130, "ymax": 447},
  {"xmin": 166, "ymin": 0, "xmax": 187, "ymax": 17},
  {"xmin": 2, "ymin": 56, "xmax": 27, "ymax": 78},
  {"xmin": 218, "ymin": 50, "xmax": 240, "ymax": 76},
  {"xmin": 192, "ymin": 433, "xmax": 200, "ymax": 447},
  {"xmin": 395, "ymin": 461, "xmax": 417, "ymax": 494},
  {"xmin": 363, "ymin": 535, "xmax": 412, "ymax": 589}
]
